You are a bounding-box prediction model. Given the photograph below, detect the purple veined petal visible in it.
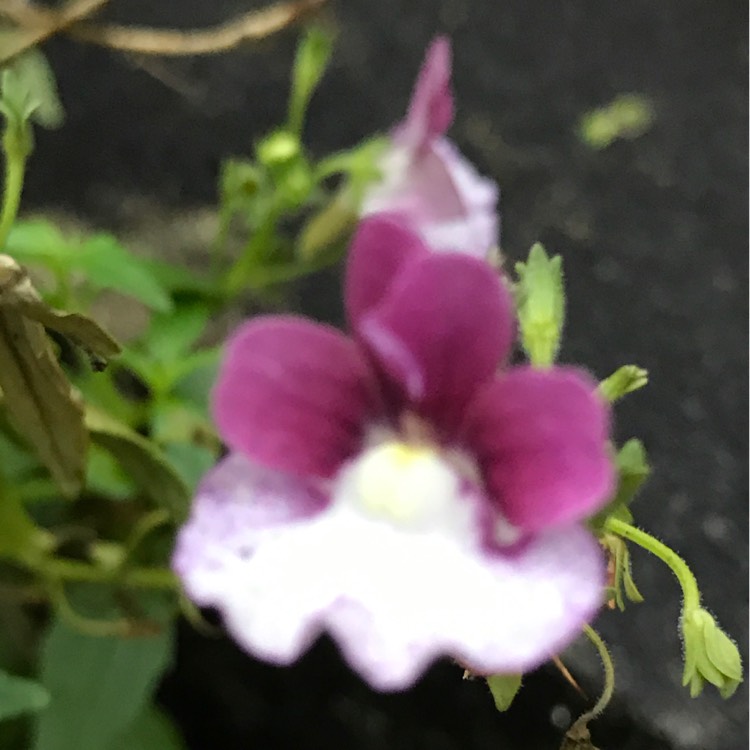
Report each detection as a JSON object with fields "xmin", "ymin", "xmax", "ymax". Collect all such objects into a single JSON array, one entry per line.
[
  {"xmin": 172, "ymin": 453, "xmax": 328, "ymax": 605},
  {"xmin": 344, "ymin": 214, "xmax": 430, "ymax": 331},
  {"xmin": 357, "ymin": 253, "xmax": 515, "ymax": 433},
  {"xmin": 462, "ymin": 367, "xmax": 615, "ymax": 532},
  {"xmin": 213, "ymin": 315, "xmax": 380, "ymax": 478},
  {"xmin": 398, "ymin": 36, "xmax": 454, "ymax": 151}
]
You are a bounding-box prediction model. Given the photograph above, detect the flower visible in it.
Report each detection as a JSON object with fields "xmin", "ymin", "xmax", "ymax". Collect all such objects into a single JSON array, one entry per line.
[
  {"xmin": 360, "ymin": 37, "xmax": 499, "ymax": 258},
  {"xmin": 173, "ymin": 215, "xmax": 614, "ymax": 691}
]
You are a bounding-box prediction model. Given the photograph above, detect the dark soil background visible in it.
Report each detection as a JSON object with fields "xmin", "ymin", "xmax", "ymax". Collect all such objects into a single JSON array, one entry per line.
[{"xmin": 20, "ymin": 1, "xmax": 748, "ymax": 748}]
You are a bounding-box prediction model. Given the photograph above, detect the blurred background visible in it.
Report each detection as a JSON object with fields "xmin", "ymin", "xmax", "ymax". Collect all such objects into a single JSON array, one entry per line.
[{"xmin": 15, "ymin": 1, "xmax": 748, "ymax": 748}]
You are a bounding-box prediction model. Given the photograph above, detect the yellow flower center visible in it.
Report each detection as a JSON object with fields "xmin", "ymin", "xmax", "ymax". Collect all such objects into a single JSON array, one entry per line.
[{"xmin": 354, "ymin": 441, "xmax": 457, "ymax": 525}]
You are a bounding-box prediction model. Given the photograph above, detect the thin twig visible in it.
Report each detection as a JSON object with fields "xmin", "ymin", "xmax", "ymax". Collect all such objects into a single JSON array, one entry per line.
[
  {"xmin": 1, "ymin": 0, "xmax": 326, "ymax": 63},
  {"xmin": 0, "ymin": 0, "xmax": 110, "ymax": 64}
]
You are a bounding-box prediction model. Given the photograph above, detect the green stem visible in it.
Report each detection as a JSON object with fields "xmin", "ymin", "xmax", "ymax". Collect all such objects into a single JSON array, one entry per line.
[
  {"xmin": 605, "ymin": 517, "xmax": 701, "ymax": 612},
  {"xmin": 31, "ymin": 555, "xmax": 177, "ymax": 591},
  {"xmin": 582, "ymin": 624, "xmax": 615, "ymax": 719},
  {"xmin": 0, "ymin": 123, "xmax": 28, "ymax": 250}
]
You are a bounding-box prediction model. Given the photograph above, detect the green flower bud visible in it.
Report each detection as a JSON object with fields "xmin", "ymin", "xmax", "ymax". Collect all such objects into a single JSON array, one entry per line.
[
  {"xmin": 681, "ymin": 608, "xmax": 743, "ymax": 698},
  {"xmin": 256, "ymin": 130, "xmax": 301, "ymax": 168},
  {"xmin": 514, "ymin": 243, "xmax": 565, "ymax": 368},
  {"xmin": 598, "ymin": 365, "xmax": 648, "ymax": 403}
]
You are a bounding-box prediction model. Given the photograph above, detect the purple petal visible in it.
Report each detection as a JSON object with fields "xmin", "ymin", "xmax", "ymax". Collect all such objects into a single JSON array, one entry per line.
[
  {"xmin": 172, "ymin": 454, "xmax": 328, "ymax": 604},
  {"xmin": 357, "ymin": 253, "xmax": 515, "ymax": 432},
  {"xmin": 344, "ymin": 214, "xmax": 430, "ymax": 330},
  {"xmin": 463, "ymin": 367, "xmax": 615, "ymax": 532},
  {"xmin": 177, "ymin": 486, "xmax": 605, "ymax": 690},
  {"xmin": 213, "ymin": 316, "xmax": 379, "ymax": 478},
  {"xmin": 399, "ymin": 36, "xmax": 454, "ymax": 150}
]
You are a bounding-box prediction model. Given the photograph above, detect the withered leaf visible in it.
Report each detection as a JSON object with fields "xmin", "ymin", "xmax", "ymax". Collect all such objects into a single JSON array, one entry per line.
[
  {"xmin": 0, "ymin": 255, "xmax": 120, "ymax": 361},
  {"xmin": 0, "ymin": 255, "xmax": 118, "ymax": 497},
  {"xmin": 559, "ymin": 718, "xmax": 600, "ymax": 750},
  {"xmin": 0, "ymin": 306, "xmax": 86, "ymax": 496}
]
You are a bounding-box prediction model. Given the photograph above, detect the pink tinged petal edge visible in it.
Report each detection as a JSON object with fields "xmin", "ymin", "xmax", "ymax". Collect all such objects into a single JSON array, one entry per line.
[
  {"xmin": 400, "ymin": 36, "xmax": 454, "ymax": 150},
  {"xmin": 361, "ymin": 140, "xmax": 500, "ymax": 259},
  {"xmin": 172, "ymin": 453, "xmax": 328, "ymax": 604},
  {"xmin": 212, "ymin": 316, "xmax": 379, "ymax": 478},
  {"xmin": 178, "ymin": 492, "xmax": 606, "ymax": 691},
  {"xmin": 418, "ymin": 139, "xmax": 500, "ymax": 255},
  {"xmin": 357, "ymin": 252, "xmax": 515, "ymax": 432},
  {"xmin": 344, "ymin": 214, "xmax": 430, "ymax": 330},
  {"xmin": 463, "ymin": 366, "xmax": 615, "ymax": 532}
]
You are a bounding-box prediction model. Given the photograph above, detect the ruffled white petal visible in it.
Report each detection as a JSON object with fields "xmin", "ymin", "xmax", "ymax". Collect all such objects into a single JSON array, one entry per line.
[{"xmin": 174, "ymin": 453, "xmax": 605, "ymax": 691}]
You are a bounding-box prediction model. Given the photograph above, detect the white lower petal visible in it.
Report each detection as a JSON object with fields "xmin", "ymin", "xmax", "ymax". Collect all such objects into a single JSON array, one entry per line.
[{"xmin": 175, "ymin": 452, "xmax": 605, "ymax": 691}]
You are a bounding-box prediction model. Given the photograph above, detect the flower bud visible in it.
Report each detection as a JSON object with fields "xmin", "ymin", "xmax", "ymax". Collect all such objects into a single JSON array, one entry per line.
[{"xmin": 681, "ymin": 608, "xmax": 742, "ymax": 698}]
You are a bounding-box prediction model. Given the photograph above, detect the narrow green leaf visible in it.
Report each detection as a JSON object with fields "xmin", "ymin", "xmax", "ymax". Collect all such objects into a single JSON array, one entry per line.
[
  {"xmin": 486, "ymin": 673, "xmax": 523, "ymax": 712},
  {"xmin": 86, "ymin": 407, "xmax": 190, "ymax": 522},
  {"xmin": 33, "ymin": 591, "xmax": 174, "ymax": 750},
  {"xmin": 0, "ymin": 670, "xmax": 49, "ymax": 722},
  {"xmin": 288, "ymin": 25, "xmax": 334, "ymax": 134}
]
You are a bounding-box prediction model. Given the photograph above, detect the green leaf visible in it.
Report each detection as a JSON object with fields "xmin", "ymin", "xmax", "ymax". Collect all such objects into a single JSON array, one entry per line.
[
  {"xmin": 590, "ymin": 440, "xmax": 650, "ymax": 529},
  {"xmin": 4, "ymin": 220, "xmax": 68, "ymax": 265},
  {"xmin": 86, "ymin": 407, "xmax": 190, "ymax": 523},
  {"xmin": 486, "ymin": 673, "xmax": 523, "ymax": 712},
  {"xmin": 0, "ymin": 670, "xmax": 49, "ymax": 722},
  {"xmin": 33, "ymin": 591, "xmax": 174, "ymax": 750},
  {"xmin": 163, "ymin": 442, "xmax": 216, "ymax": 492},
  {"xmin": 142, "ymin": 303, "xmax": 210, "ymax": 362},
  {"xmin": 288, "ymin": 25, "xmax": 334, "ymax": 135},
  {"xmin": 0, "ymin": 486, "xmax": 42, "ymax": 560},
  {"xmin": 514, "ymin": 243, "xmax": 565, "ymax": 368},
  {"xmin": 297, "ymin": 190, "xmax": 357, "ymax": 261},
  {"xmin": 7, "ymin": 223, "xmax": 164, "ymax": 318},
  {"xmin": 598, "ymin": 365, "xmax": 648, "ymax": 403},
  {"xmin": 108, "ymin": 706, "xmax": 184, "ymax": 750},
  {"xmin": 0, "ymin": 49, "xmax": 63, "ymax": 130},
  {"xmin": 86, "ymin": 444, "xmax": 136, "ymax": 501},
  {"xmin": 77, "ymin": 235, "xmax": 172, "ymax": 312}
]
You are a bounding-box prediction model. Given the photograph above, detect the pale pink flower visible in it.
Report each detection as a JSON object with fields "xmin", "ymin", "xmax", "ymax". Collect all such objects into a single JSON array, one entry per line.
[{"xmin": 361, "ymin": 37, "xmax": 499, "ymax": 257}]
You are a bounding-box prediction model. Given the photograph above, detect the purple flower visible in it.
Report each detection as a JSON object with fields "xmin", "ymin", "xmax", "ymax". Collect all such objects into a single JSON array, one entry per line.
[
  {"xmin": 361, "ymin": 36, "xmax": 499, "ymax": 258},
  {"xmin": 173, "ymin": 215, "xmax": 614, "ymax": 691}
]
